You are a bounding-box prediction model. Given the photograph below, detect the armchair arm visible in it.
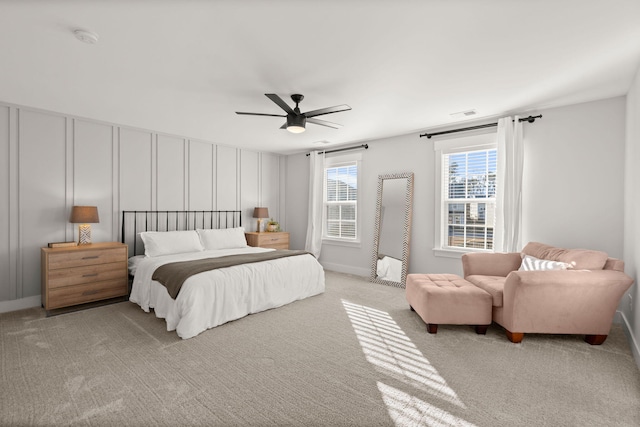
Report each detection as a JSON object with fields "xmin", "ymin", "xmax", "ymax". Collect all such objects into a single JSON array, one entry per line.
[
  {"xmin": 500, "ymin": 269, "xmax": 634, "ymax": 335},
  {"xmin": 462, "ymin": 252, "xmax": 522, "ymax": 278}
]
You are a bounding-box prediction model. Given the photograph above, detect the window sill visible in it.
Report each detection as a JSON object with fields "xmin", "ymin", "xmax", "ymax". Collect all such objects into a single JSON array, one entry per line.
[
  {"xmin": 322, "ymin": 238, "xmax": 361, "ymax": 248},
  {"xmin": 433, "ymin": 247, "xmax": 493, "ymax": 258}
]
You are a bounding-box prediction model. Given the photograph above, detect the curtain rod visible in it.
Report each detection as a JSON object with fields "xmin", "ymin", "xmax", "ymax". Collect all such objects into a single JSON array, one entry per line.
[
  {"xmin": 306, "ymin": 143, "xmax": 369, "ymax": 156},
  {"xmin": 419, "ymin": 115, "xmax": 542, "ymax": 139}
]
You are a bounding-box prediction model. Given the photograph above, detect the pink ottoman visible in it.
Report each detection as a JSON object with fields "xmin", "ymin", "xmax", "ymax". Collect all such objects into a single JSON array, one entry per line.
[{"xmin": 406, "ymin": 273, "xmax": 492, "ymax": 334}]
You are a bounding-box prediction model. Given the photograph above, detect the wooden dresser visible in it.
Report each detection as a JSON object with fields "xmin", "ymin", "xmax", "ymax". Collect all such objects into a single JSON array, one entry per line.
[
  {"xmin": 41, "ymin": 242, "xmax": 128, "ymax": 314},
  {"xmin": 245, "ymin": 231, "xmax": 290, "ymax": 249}
]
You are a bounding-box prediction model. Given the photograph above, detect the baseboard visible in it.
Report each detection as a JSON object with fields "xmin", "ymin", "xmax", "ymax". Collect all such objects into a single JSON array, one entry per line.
[
  {"xmin": 320, "ymin": 261, "xmax": 370, "ymax": 278},
  {"xmin": 0, "ymin": 295, "xmax": 41, "ymax": 314},
  {"xmin": 617, "ymin": 310, "xmax": 640, "ymax": 371}
]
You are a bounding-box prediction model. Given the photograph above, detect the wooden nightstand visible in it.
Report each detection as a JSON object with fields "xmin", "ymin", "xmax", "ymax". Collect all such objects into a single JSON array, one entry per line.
[
  {"xmin": 41, "ymin": 242, "xmax": 128, "ymax": 315},
  {"xmin": 245, "ymin": 232, "xmax": 290, "ymax": 250}
]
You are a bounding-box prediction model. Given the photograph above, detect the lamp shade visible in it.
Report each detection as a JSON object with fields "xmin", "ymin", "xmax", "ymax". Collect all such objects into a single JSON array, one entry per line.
[
  {"xmin": 253, "ymin": 207, "xmax": 269, "ymax": 219},
  {"xmin": 70, "ymin": 206, "xmax": 99, "ymax": 224}
]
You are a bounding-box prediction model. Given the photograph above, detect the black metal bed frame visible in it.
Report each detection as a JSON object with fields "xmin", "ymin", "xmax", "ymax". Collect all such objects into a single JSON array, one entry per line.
[{"xmin": 121, "ymin": 210, "xmax": 242, "ymax": 256}]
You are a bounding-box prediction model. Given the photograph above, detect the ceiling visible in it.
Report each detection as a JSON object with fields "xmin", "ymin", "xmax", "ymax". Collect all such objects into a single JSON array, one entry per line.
[{"xmin": 2, "ymin": 1, "xmax": 640, "ymax": 155}]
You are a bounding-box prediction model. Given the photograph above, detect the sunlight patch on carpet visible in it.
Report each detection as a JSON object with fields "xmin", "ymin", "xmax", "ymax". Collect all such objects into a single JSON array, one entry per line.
[
  {"xmin": 377, "ymin": 382, "xmax": 477, "ymax": 427},
  {"xmin": 342, "ymin": 300, "xmax": 465, "ymax": 408}
]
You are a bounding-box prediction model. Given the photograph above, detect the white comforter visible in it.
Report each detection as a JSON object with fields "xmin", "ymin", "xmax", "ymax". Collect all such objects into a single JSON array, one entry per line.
[{"xmin": 129, "ymin": 247, "xmax": 325, "ymax": 339}]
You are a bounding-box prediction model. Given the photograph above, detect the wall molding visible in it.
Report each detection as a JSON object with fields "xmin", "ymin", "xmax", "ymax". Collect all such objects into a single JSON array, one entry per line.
[
  {"xmin": 151, "ymin": 132, "xmax": 157, "ymax": 210},
  {"xmin": 8, "ymin": 106, "xmax": 20, "ymax": 300},
  {"xmin": 0, "ymin": 295, "xmax": 40, "ymax": 314},
  {"xmin": 14, "ymin": 107, "xmax": 23, "ymax": 299},
  {"xmin": 320, "ymin": 261, "xmax": 369, "ymax": 278},
  {"xmin": 616, "ymin": 311, "xmax": 640, "ymax": 370},
  {"xmin": 112, "ymin": 125, "xmax": 119, "ymax": 242}
]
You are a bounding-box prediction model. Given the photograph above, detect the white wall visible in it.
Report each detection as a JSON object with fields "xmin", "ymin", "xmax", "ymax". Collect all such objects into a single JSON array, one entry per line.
[
  {"xmin": 0, "ymin": 102, "xmax": 283, "ymax": 312},
  {"xmin": 286, "ymin": 132, "xmax": 458, "ymax": 278},
  {"xmin": 521, "ymin": 98, "xmax": 626, "ymax": 256},
  {"xmin": 623, "ymin": 64, "xmax": 640, "ymax": 368},
  {"xmin": 286, "ymin": 97, "xmax": 627, "ymax": 281}
]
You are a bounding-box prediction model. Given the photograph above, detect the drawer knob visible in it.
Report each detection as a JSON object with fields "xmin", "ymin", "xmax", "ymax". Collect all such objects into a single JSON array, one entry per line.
[
  {"xmin": 82, "ymin": 289, "xmax": 100, "ymax": 296},
  {"xmin": 83, "ymin": 273, "xmax": 99, "ymax": 277},
  {"xmin": 82, "ymin": 256, "xmax": 99, "ymax": 260}
]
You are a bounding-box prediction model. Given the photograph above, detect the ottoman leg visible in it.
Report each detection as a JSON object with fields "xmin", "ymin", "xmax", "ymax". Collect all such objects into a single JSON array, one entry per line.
[
  {"xmin": 427, "ymin": 324, "xmax": 438, "ymax": 334},
  {"xmin": 409, "ymin": 305, "xmax": 415, "ymax": 312},
  {"xmin": 475, "ymin": 325, "xmax": 488, "ymax": 335}
]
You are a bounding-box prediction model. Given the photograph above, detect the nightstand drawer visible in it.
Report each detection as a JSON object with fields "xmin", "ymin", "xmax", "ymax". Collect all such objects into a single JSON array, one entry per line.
[
  {"xmin": 47, "ymin": 261, "xmax": 127, "ymax": 289},
  {"xmin": 48, "ymin": 279, "xmax": 128, "ymax": 309},
  {"xmin": 264, "ymin": 233, "xmax": 289, "ymax": 249},
  {"xmin": 262, "ymin": 234, "xmax": 288, "ymax": 245},
  {"xmin": 245, "ymin": 232, "xmax": 290, "ymax": 249},
  {"xmin": 47, "ymin": 247, "xmax": 127, "ymax": 270}
]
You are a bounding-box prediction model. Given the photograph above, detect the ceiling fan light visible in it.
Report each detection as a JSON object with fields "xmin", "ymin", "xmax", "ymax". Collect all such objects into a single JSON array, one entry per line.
[{"xmin": 286, "ymin": 114, "xmax": 306, "ymax": 133}]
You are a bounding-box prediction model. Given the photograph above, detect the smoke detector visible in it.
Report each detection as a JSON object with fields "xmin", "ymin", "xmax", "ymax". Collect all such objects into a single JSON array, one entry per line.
[{"xmin": 73, "ymin": 29, "xmax": 99, "ymax": 44}]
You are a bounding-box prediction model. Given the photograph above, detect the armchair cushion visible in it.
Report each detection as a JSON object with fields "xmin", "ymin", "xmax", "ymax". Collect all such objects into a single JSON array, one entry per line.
[
  {"xmin": 522, "ymin": 242, "xmax": 608, "ymax": 270},
  {"xmin": 462, "ymin": 252, "xmax": 522, "ymax": 278},
  {"xmin": 466, "ymin": 275, "xmax": 505, "ymax": 307}
]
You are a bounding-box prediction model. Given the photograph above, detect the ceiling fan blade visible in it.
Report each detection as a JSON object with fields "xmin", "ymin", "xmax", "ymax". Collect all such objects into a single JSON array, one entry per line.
[
  {"xmin": 265, "ymin": 94, "xmax": 295, "ymax": 114},
  {"xmin": 304, "ymin": 104, "xmax": 351, "ymax": 118},
  {"xmin": 307, "ymin": 117, "xmax": 343, "ymax": 129},
  {"xmin": 236, "ymin": 112, "xmax": 286, "ymax": 117}
]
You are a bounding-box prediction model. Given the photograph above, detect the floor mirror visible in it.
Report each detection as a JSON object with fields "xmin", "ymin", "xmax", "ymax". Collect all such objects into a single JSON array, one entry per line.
[{"xmin": 370, "ymin": 172, "xmax": 414, "ymax": 288}]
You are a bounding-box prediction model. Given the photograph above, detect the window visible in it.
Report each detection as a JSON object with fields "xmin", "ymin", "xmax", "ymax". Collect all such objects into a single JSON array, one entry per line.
[
  {"xmin": 444, "ymin": 149, "xmax": 496, "ymax": 250},
  {"xmin": 324, "ymin": 162, "xmax": 358, "ymax": 241},
  {"xmin": 434, "ymin": 134, "xmax": 497, "ymax": 255}
]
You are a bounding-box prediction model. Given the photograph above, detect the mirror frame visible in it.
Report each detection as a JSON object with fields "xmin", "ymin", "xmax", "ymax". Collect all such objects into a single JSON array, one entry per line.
[{"xmin": 370, "ymin": 172, "xmax": 414, "ymax": 288}]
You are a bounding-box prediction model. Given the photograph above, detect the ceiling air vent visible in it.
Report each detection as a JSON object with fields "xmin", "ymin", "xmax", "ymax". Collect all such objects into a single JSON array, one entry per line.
[{"xmin": 449, "ymin": 109, "xmax": 477, "ymax": 120}]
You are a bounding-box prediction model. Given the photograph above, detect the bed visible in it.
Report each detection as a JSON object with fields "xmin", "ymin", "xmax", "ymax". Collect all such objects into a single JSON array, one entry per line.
[{"xmin": 122, "ymin": 211, "xmax": 325, "ymax": 339}]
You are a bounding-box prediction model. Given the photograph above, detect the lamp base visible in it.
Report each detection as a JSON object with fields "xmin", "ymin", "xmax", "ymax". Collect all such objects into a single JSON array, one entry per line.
[
  {"xmin": 256, "ymin": 219, "xmax": 263, "ymax": 232},
  {"xmin": 78, "ymin": 224, "xmax": 92, "ymax": 245}
]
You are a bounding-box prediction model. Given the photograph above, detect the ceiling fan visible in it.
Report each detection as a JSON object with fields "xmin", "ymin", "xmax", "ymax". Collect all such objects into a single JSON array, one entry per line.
[{"xmin": 236, "ymin": 94, "xmax": 351, "ymax": 133}]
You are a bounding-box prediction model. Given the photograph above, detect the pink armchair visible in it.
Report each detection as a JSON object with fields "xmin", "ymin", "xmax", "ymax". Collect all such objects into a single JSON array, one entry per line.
[{"xmin": 462, "ymin": 242, "xmax": 633, "ymax": 345}]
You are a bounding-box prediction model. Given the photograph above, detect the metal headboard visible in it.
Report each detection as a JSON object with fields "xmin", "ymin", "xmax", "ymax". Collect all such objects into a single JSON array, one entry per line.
[{"xmin": 121, "ymin": 210, "xmax": 242, "ymax": 256}]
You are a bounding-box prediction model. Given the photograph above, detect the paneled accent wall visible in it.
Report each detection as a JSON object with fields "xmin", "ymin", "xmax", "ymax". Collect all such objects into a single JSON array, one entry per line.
[{"xmin": 0, "ymin": 102, "xmax": 283, "ymax": 308}]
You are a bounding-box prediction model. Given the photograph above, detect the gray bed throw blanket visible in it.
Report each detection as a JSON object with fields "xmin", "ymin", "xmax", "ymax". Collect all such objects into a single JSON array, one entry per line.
[{"xmin": 152, "ymin": 250, "xmax": 312, "ymax": 299}]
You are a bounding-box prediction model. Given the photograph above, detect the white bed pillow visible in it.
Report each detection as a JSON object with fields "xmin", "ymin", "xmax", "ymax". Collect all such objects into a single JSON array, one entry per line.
[
  {"xmin": 197, "ymin": 227, "xmax": 248, "ymax": 250},
  {"xmin": 139, "ymin": 230, "xmax": 204, "ymax": 257},
  {"xmin": 519, "ymin": 254, "xmax": 573, "ymax": 271}
]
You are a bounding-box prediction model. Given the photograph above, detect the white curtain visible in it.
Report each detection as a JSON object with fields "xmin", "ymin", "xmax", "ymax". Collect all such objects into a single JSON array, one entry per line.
[
  {"xmin": 495, "ymin": 116, "xmax": 524, "ymax": 253},
  {"xmin": 305, "ymin": 151, "xmax": 325, "ymax": 257}
]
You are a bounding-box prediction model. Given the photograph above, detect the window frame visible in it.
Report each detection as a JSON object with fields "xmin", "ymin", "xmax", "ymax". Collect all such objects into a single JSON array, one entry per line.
[
  {"xmin": 433, "ymin": 133, "xmax": 497, "ymax": 258},
  {"xmin": 322, "ymin": 153, "xmax": 362, "ymax": 246}
]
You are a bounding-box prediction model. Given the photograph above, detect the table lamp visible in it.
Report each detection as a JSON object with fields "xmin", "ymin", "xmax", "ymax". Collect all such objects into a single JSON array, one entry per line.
[
  {"xmin": 253, "ymin": 207, "xmax": 269, "ymax": 232},
  {"xmin": 70, "ymin": 206, "xmax": 99, "ymax": 245}
]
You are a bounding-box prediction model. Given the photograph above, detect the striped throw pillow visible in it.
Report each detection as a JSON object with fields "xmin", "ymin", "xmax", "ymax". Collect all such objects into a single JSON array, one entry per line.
[{"xmin": 519, "ymin": 254, "xmax": 573, "ymax": 271}]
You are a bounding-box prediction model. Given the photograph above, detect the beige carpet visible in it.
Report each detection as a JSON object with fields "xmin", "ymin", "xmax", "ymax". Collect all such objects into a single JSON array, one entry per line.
[{"xmin": 1, "ymin": 270, "xmax": 638, "ymax": 426}]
